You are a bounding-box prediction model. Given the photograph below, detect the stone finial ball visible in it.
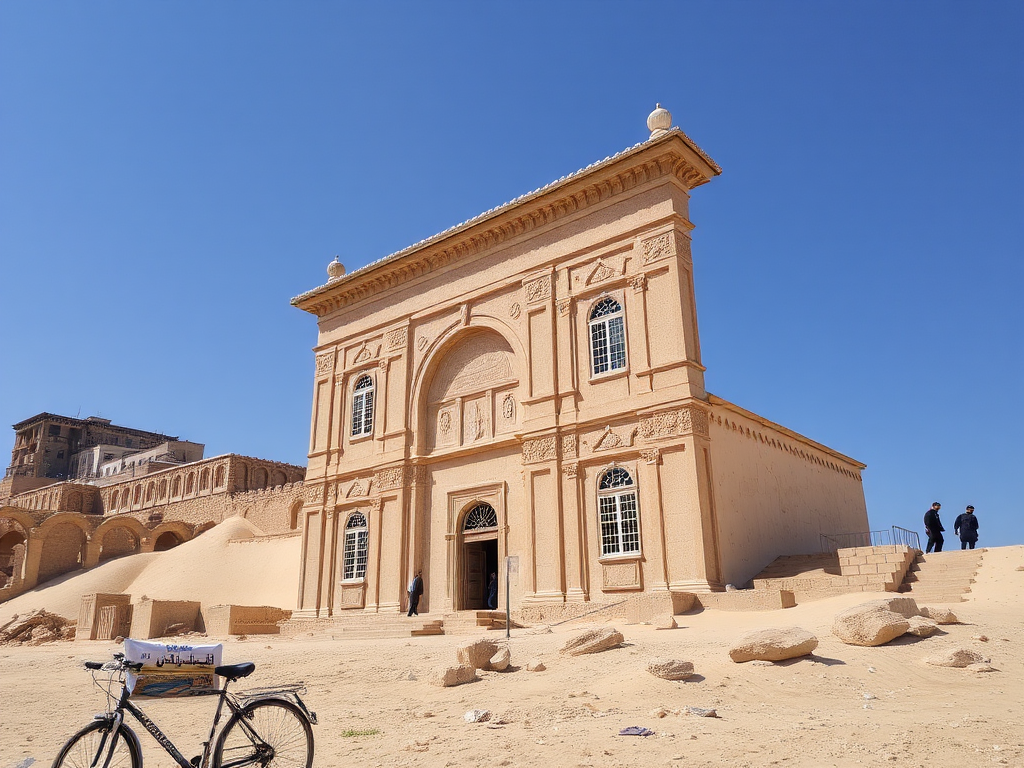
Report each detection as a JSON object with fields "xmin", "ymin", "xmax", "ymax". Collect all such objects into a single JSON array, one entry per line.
[
  {"xmin": 327, "ymin": 256, "xmax": 346, "ymax": 280},
  {"xmin": 647, "ymin": 103, "xmax": 672, "ymax": 137}
]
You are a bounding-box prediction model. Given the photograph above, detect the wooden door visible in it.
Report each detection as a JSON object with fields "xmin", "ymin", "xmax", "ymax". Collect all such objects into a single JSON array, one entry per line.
[{"xmin": 465, "ymin": 548, "xmax": 486, "ymax": 609}]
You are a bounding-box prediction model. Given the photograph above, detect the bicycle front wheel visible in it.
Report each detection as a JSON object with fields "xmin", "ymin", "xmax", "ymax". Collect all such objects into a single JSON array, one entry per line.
[
  {"xmin": 52, "ymin": 720, "xmax": 140, "ymax": 768},
  {"xmin": 214, "ymin": 699, "xmax": 313, "ymax": 768}
]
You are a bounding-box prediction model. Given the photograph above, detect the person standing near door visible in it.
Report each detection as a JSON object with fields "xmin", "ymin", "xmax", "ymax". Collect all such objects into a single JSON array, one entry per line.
[
  {"xmin": 924, "ymin": 502, "xmax": 944, "ymax": 553},
  {"xmin": 487, "ymin": 572, "xmax": 498, "ymax": 610},
  {"xmin": 407, "ymin": 570, "xmax": 424, "ymax": 617},
  {"xmin": 954, "ymin": 505, "xmax": 980, "ymax": 550}
]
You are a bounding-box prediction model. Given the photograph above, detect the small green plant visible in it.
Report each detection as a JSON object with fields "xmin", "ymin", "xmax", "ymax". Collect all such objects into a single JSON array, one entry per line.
[{"xmin": 340, "ymin": 728, "xmax": 381, "ymax": 738}]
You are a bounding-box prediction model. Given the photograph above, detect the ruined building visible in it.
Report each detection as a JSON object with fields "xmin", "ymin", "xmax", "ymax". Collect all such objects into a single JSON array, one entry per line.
[{"xmin": 291, "ymin": 105, "xmax": 870, "ymax": 619}]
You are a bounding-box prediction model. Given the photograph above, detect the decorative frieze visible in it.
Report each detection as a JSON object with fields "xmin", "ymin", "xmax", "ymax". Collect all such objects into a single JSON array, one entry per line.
[
  {"xmin": 638, "ymin": 405, "xmax": 710, "ymax": 441},
  {"xmin": 560, "ymin": 433, "xmax": 578, "ymax": 459},
  {"xmin": 372, "ymin": 465, "xmax": 427, "ymax": 491},
  {"xmin": 314, "ymin": 351, "xmax": 335, "ymax": 377},
  {"xmin": 304, "ymin": 483, "xmax": 325, "ymax": 504},
  {"xmin": 640, "ymin": 448, "xmax": 661, "ymax": 465},
  {"xmin": 585, "ymin": 260, "xmax": 617, "ymax": 286},
  {"xmin": 509, "ymin": 301, "xmax": 522, "ymax": 320},
  {"xmin": 524, "ymin": 275, "xmax": 552, "ymax": 304},
  {"xmin": 556, "ymin": 298, "xmax": 571, "ymax": 317},
  {"xmin": 629, "ymin": 274, "xmax": 647, "ymax": 293},
  {"xmin": 593, "ymin": 425, "xmax": 638, "ymax": 452},
  {"xmin": 640, "ymin": 232, "xmax": 674, "ymax": 265},
  {"xmin": 563, "ymin": 462, "xmax": 579, "ymax": 479},
  {"xmin": 522, "ymin": 436, "xmax": 557, "ymax": 464},
  {"xmin": 385, "ymin": 327, "xmax": 408, "ymax": 351}
]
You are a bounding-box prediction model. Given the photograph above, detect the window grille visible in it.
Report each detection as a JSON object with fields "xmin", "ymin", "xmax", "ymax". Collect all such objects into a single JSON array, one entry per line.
[
  {"xmin": 343, "ymin": 512, "xmax": 368, "ymax": 580},
  {"xmin": 351, "ymin": 375, "xmax": 375, "ymax": 437},
  {"xmin": 463, "ymin": 503, "xmax": 498, "ymax": 531},
  {"xmin": 597, "ymin": 468, "xmax": 640, "ymax": 556},
  {"xmin": 589, "ymin": 298, "xmax": 626, "ymax": 376}
]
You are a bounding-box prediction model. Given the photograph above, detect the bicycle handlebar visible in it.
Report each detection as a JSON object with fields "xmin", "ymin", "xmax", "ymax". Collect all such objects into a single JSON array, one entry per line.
[{"xmin": 83, "ymin": 656, "xmax": 143, "ymax": 672}]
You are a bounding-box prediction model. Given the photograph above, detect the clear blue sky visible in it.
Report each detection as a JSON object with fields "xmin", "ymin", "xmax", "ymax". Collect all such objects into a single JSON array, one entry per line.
[{"xmin": 1, "ymin": 3, "xmax": 1021, "ymax": 546}]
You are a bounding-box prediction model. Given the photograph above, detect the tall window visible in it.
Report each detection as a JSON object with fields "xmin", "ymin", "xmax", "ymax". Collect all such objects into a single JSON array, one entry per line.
[
  {"xmin": 589, "ymin": 297, "xmax": 626, "ymax": 376},
  {"xmin": 343, "ymin": 512, "xmax": 369, "ymax": 580},
  {"xmin": 598, "ymin": 467, "xmax": 640, "ymax": 557},
  {"xmin": 351, "ymin": 375, "xmax": 375, "ymax": 437}
]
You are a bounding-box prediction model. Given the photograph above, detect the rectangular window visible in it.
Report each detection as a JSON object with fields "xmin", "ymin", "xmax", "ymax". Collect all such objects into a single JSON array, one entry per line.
[
  {"xmin": 591, "ymin": 322, "xmax": 609, "ymax": 374},
  {"xmin": 608, "ymin": 316, "xmax": 626, "ymax": 371},
  {"xmin": 48, "ymin": 425, "xmax": 61, "ymax": 437},
  {"xmin": 343, "ymin": 530, "xmax": 368, "ymax": 579}
]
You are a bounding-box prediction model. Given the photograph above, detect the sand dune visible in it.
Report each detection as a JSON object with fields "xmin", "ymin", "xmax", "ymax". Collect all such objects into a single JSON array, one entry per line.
[{"xmin": 1, "ymin": 516, "xmax": 300, "ymax": 624}]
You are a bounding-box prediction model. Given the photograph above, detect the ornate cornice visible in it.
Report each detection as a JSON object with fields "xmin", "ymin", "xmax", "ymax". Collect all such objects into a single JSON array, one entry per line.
[{"xmin": 293, "ymin": 132, "xmax": 719, "ymax": 318}]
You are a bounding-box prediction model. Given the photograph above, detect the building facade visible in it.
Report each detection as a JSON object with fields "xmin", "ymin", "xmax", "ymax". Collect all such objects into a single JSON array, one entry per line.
[{"xmin": 289, "ymin": 108, "xmax": 869, "ymax": 618}]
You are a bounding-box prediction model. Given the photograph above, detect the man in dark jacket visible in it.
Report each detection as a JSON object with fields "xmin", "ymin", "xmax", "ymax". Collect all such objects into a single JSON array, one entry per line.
[
  {"xmin": 924, "ymin": 502, "xmax": 944, "ymax": 553},
  {"xmin": 954, "ymin": 506, "xmax": 980, "ymax": 550},
  {"xmin": 407, "ymin": 570, "xmax": 424, "ymax": 617}
]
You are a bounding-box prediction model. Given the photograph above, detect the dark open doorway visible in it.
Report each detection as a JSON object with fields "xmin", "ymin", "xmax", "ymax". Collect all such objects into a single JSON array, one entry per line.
[{"xmin": 461, "ymin": 538, "xmax": 498, "ymax": 610}]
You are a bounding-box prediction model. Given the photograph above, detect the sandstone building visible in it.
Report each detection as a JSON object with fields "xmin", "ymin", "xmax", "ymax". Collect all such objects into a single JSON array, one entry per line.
[{"xmin": 291, "ymin": 106, "xmax": 869, "ymax": 619}]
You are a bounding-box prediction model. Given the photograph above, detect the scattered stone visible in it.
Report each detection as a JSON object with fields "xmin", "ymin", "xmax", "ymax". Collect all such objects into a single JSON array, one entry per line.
[
  {"xmin": 750, "ymin": 660, "xmax": 774, "ymax": 667},
  {"xmin": 868, "ymin": 667, "xmax": 876, "ymax": 673},
  {"xmin": 404, "ymin": 739, "xmax": 430, "ymax": 752},
  {"xmin": 967, "ymin": 663, "xmax": 997, "ymax": 673},
  {"xmin": 560, "ymin": 627, "xmax": 624, "ymax": 656},
  {"xmin": 920, "ymin": 607, "xmax": 959, "ymax": 624},
  {"xmin": 489, "ymin": 647, "xmax": 511, "ymax": 672},
  {"xmin": 684, "ymin": 707, "xmax": 718, "ymax": 718},
  {"xmin": 430, "ymin": 664, "xmax": 477, "ymax": 687},
  {"xmin": 650, "ymin": 707, "xmax": 673, "ymax": 718},
  {"xmin": 0, "ymin": 610, "xmax": 75, "ymax": 646},
  {"xmin": 863, "ymin": 693, "xmax": 877, "ymax": 700},
  {"xmin": 457, "ymin": 638, "xmax": 500, "ymax": 670},
  {"xmin": 905, "ymin": 616, "xmax": 940, "ymax": 638},
  {"xmin": 729, "ymin": 627, "xmax": 818, "ymax": 662},
  {"xmin": 924, "ymin": 648, "xmax": 990, "ymax": 668},
  {"xmin": 1016, "ymin": 566, "xmax": 1024, "ymax": 571},
  {"xmin": 464, "ymin": 709, "xmax": 491, "ymax": 723},
  {"xmin": 972, "ymin": 635, "xmax": 989, "ymax": 642},
  {"xmin": 863, "ymin": 596, "xmax": 921, "ymax": 619},
  {"xmin": 647, "ymin": 658, "xmax": 695, "ymax": 680},
  {"xmin": 833, "ymin": 604, "xmax": 910, "ymax": 646},
  {"xmin": 653, "ymin": 615, "xmax": 678, "ymax": 630},
  {"xmin": 526, "ymin": 658, "xmax": 546, "ymax": 672},
  {"xmin": 528, "ymin": 625, "xmax": 553, "ymax": 635}
]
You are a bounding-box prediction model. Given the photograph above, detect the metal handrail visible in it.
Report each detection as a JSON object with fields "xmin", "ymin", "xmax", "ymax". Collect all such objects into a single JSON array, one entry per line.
[
  {"xmin": 891, "ymin": 525, "xmax": 921, "ymax": 551},
  {"xmin": 821, "ymin": 526, "xmax": 922, "ymax": 553}
]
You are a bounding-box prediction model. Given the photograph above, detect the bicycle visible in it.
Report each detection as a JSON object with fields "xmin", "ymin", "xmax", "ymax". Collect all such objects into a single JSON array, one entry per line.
[{"xmin": 52, "ymin": 652, "xmax": 317, "ymax": 768}]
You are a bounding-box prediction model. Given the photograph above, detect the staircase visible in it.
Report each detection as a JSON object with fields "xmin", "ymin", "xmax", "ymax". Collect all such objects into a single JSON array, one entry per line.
[
  {"xmin": 896, "ymin": 549, "xmax": 983, "ymax": 603},
  {"xmin": 281, "ymin": 613, "xmax": 443, "ymax": 639},
  {"xmin": 440, "ymin": 610, "xmax": 509, "ymax": 635}
]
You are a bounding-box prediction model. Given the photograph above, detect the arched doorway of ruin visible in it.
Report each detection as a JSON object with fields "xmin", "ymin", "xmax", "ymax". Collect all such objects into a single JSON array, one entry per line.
[
  {"xmin": 153, "ymin": 531, "xmax": 183, "ymax": 551},
  {"xmin": 0, "ymin": 529, "xmax": 28, "ymax": 587},
  {"xmin": 37, "ymin": 521, "xmax": 88, "ymax": 582}
]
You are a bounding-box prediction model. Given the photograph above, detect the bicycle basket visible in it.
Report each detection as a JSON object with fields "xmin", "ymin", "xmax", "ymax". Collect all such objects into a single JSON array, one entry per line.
[{"xmin": 124, "ymin": 638, "xmax": 223, "ymax": 698}]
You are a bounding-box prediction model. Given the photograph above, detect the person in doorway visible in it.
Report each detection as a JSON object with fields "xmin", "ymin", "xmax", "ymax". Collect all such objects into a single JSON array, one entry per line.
[
  {"xmin": 924, "ymin": 502, "xmax": 944, "ymax": 553},
  {"xmin": 954, "ymin": 505, "xmax": 980, "ymax": 550},
  {"xmin": 407, "ymin": 570, "xmax": 423, "ymax": 617},
  {"xmin": 487, "ymin": 572, "xmax": 498, "ymax": 610}
]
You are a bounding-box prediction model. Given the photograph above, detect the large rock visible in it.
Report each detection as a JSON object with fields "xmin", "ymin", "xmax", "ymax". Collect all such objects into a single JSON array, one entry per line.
[
  {"xmin": 646, "ymin": 658, "xmax": 695, "ymax": 680},
  {"xmin": 833, "ymin": 604, "xmax": 910, "ymax": 646},
  {"xmin": 863, "ymin": 597, "xmax": 920, "ymax": 619},
  {"xmin": 457, "ymin": 639, "xmax": 500, "ymax": 670},
  {"xmin": 560, "ymin": 627, "xmax": 625, "ymax": 656},
  {"xmin": 489, "ymin": 647, "xmax": 511, "ymax": 672},
  {"xmin": 729, "ymin": 627, "xmax": 818, "ymax": 662},
  {"xmin": 526, "ymin": 658, "xmax": 546, "ymax": 672},
  {"xmin": 905, "ymin": 616, "xmax": 940, "ymax": 638},
  {"xmin": 920, "ymin": 607, "xmax": 959, "ymax": 624},
  {"xmin": 924, "ymin": 648, "xmax": 990, "ymax": 668},
  {"xmin": 430, "ymin": 664, "xmax": 478, "ymax": 687}
]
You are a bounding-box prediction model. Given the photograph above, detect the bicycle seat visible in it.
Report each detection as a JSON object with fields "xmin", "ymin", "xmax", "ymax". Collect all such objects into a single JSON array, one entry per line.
[{"xmin": 215, "ymin": 662, "xmax": 256, "ymax": 681}]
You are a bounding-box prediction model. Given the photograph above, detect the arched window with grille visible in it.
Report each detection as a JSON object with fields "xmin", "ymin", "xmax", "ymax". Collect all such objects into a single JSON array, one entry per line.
[
  {"xmin": 463, "ymin": 503, "xmax": 498, "ymax": 532},
  {"xmin": 351, "ymin": 375, "xmax": 375, "ymax": 437},
  {"xmin": 589, "ymin": 297, "xmax": 626, "ymax": 376},
  {"xmin": 597, "ymin": 467, "xmax": 640, "ymax": 557},
  {"xmin": 343, "ymin": 512, "xmax": 369, "ymax": 580}
]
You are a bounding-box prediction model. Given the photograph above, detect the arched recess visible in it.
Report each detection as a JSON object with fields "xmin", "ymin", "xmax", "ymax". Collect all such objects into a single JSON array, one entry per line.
[
  {"xmin": 0, "ymin": 518, "xmax": 29, "ymax": 588},
  {"xmin": 149, "ymin": 521, "xmax": 193, "ymax": 552},
  {"xmin": 289, "ymin": 499, "xmax": 303, "ymax": 531},
  {"xmin": 251, "ymin": 467, "xmax": 268, "ymax": 490},
  {"xmin": 95, "ymin": 517, "xmax": 147, "ymax": 562},
  {"xmin": 37, "ymin": 515, "xmax": 90, "ymax": 582},
  {"xmin": 412, "ymin": 325, "xmax": 525, "ymax": 455},
  {"xmin": 444, "ymin": 483, "xmax": 507, "ymax": 612}
]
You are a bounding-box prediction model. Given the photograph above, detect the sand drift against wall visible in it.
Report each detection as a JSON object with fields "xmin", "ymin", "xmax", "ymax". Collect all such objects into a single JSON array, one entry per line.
[{"xmin": 1, "ymin": 517, "xmax": 299, "ymax": 622}]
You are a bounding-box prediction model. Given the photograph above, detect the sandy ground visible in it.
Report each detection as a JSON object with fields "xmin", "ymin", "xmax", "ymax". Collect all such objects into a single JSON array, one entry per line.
[{"xmin": 1, "ymin": 538, "xmax": 1022, "ymax": 768}]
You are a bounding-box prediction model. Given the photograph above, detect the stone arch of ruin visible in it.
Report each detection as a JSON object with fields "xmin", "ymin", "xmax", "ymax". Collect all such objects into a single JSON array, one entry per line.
[
  {"xmin": 94, "ymin": 516, "xmax": 148, "ymax": 562},
  {"xmin": 149, "ymin": 520, "xmax": 194, "ymax": 552}
]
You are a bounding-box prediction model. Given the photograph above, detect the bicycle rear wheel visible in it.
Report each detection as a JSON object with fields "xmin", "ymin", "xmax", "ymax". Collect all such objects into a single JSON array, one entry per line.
[
  {"xmin": 214, "ymin": 699, "xmax": 313, "ymax": 768},
  {"xmin": 52, "ymin": 720, "xmax": 140, "ymax": 768}
]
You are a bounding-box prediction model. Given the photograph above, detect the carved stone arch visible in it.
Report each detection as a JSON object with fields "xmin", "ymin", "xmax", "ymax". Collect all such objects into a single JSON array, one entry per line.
[
  {"xmin": 36, "ymin": 514, "xmax": 91, "ymax": 583},
  {"xmin": 288, "ymin": 499, "xmax": 303, "ymax": 531},
  {"xmin": 411, "ymin": 322, "xmax": 526, "ymax": 454},
  {"xmin": 185, "ymin": 471, "xmax": 197, "ymax": 495},
  {"xmin": 148, "ymin": 520, "xmax": 193, "ymax": 552},
  {"xmin": 171, "ymin": 475, "xmax": 182, "ymax": 497},
  {"xmin": 0, "ymin": 508, "xmax": 35, "ymax": 537},
  {"xmin": 95, "ymin": 517, "xmax": 146, "ymax": 562},
  {"xmin": 271, "ymin": 469, "xmax": 287, "ymax": 487},
  {"xmin": 37, "ymin": 512, "xmax": 92, "ymax": 536},
  {"xmin": 214, "ymin": 464, "xmax": 227, "ymax": 488},
  {"xmin": 133, "ymin": 484, "xmax": 143, "ymax": 505}
]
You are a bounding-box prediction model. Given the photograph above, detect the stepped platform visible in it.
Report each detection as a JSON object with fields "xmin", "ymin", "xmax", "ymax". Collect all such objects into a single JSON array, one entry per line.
[
  {"xmin": 440, "ymin": 610, "xmax": 510, "ymax": 635},
  {"xmin": 751, "ymin": 545, "xmax": 917, "ymax": 603},
  {"xmin": 280, "ymin": 612, "xmax": 443, "ymax": 639},
  {"xmin": 896, "ymin": 549, "xmax": 983, "ymax": 603}
]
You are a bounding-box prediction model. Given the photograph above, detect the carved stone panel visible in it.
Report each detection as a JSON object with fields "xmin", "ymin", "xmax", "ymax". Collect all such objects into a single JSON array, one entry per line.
[
  {"xmin": 601, "ymin": 560, "xmax": 641, "ymax": 591},
  {"xmin": 592, "ymin": 425, "xmax": 638, "ymax": 452},
  {"xmin": 639, "ymin": 232, "xmax": 675, "ymax": 265},
  {"xmin": 524, "ymin": 275, "xmax": 552, "ymax": 304},
  {"xmin": 462, "ymin": 396, "xmax": 490, "ymax": 444},
  {"xmin": 638, "ymin": 405, "xmax": 710, "ymax": 441},
  {"xmin": 522, "ymin": 436, "xmax": 557, "ymax": 464},
  {"xmin": 385, "ymin": 327, "xmax": 408, "ymax": 351},
  {"xmin": 560, "ymin": 433, "xmax": 578, "ymax": 459},
  {"xmin": 314, "ymin": 351, "xmax": 335, "ymax": 377},
  {"xmin": 304, "ymin": 483, "xmax": 325, "ymax": 505}
]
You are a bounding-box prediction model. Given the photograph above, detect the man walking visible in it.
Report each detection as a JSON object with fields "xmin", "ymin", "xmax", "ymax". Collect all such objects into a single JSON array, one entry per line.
[
  {"xmin": 954, "ymin": 505, "xmax": 980, "ymax": 550},
  {"xmin": 407, "ymin": 570, "xmax": 424, "ymax": 617},
  {"xmin": 924, "ymin": 502, "xmax": 944, "ymax": 553}
]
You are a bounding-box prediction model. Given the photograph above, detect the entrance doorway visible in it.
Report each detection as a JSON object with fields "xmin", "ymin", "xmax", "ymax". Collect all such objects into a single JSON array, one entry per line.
[{"xmin": 462, "ymin": 538, "xmax": 498, "ymax": 610}]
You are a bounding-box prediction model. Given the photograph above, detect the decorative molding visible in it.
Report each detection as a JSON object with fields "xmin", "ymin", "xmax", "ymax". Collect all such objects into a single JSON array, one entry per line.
[
  {"xmin": 372, "ymin": 464, "xmax": 426, "ymax": 491},
  {"xmin": 556, "ymin": 298, "xmax": 571, "ymax": 317},
  {"xmin": 326, "ymin": 508, "xmax": 334, "ymax": 519},
  {"xmin": 378, "ymin": 357, "xmax": 390, "ymax": 372},
  {"xmin": 585, "ymin": 259, "xmax": 617, "ymax": 286},
  {"xmin": 353, "ymin": 341, "xmax": 379, "ymax": 364},
  {"xmin": 501, "ymin": 393, "xmax": 516, "ymax": 421},
  {"xmin": 509, "ymin": 302, "xmax": 522, "ymax": 320},
  {"xmin": 593, "ymin": 425, "xmax": 638, "ymax": 452},
  {"xmin": 346, "ymin": 480, "xmax": 370, "ymax": 498},
  {"xmin": 563, "ymin": 462, "xmax": 579, "ymax": 479},
  {"xmin": 385, "ymin": 327, "xmax": 408, "ymax": 351},
  {"xmin": 314, "ymin": 351, "xmax": 335, "ymax": 377},
  {"xmin": 303, "ymin": 483, "xmax": 324, "ymax": 504},
  {"xmin": 524, "ymin": 275, "xmax": 552, "ymax": 304},
  {"xmin": 640, "ymin": 448, "xmax": 661, "ymax": 465},
  {"xmin": 638, "ymin": 405, "xmax": 710, "ymax": 441},
  {"xmin": 369, "ymin": 498, "xmax": 383, "ymax": 514},
  {"xmin": 522, "ymin": 436, "xmax": 557, "ymax": 464},
  {"xmin": 629, "ymin": 274, "xmax": 647, "ymax": 293},
  {"xmin": 639, "ymin": 232, "xmax": 675, "ymax": 265},
  {"xmin": 460, "ymin": 303, "xmax": 470, "ymax": 326},
  {"xmin": 560, "ymin": 433, "xmax": 578, "ymax": 459},
  {"xmin": 417, "ymin": 336, "xmax": 429, "ymax": 351},
  {"xmin": 601, "ymin": 560, "xmax": 641, "ymax": 591}
]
